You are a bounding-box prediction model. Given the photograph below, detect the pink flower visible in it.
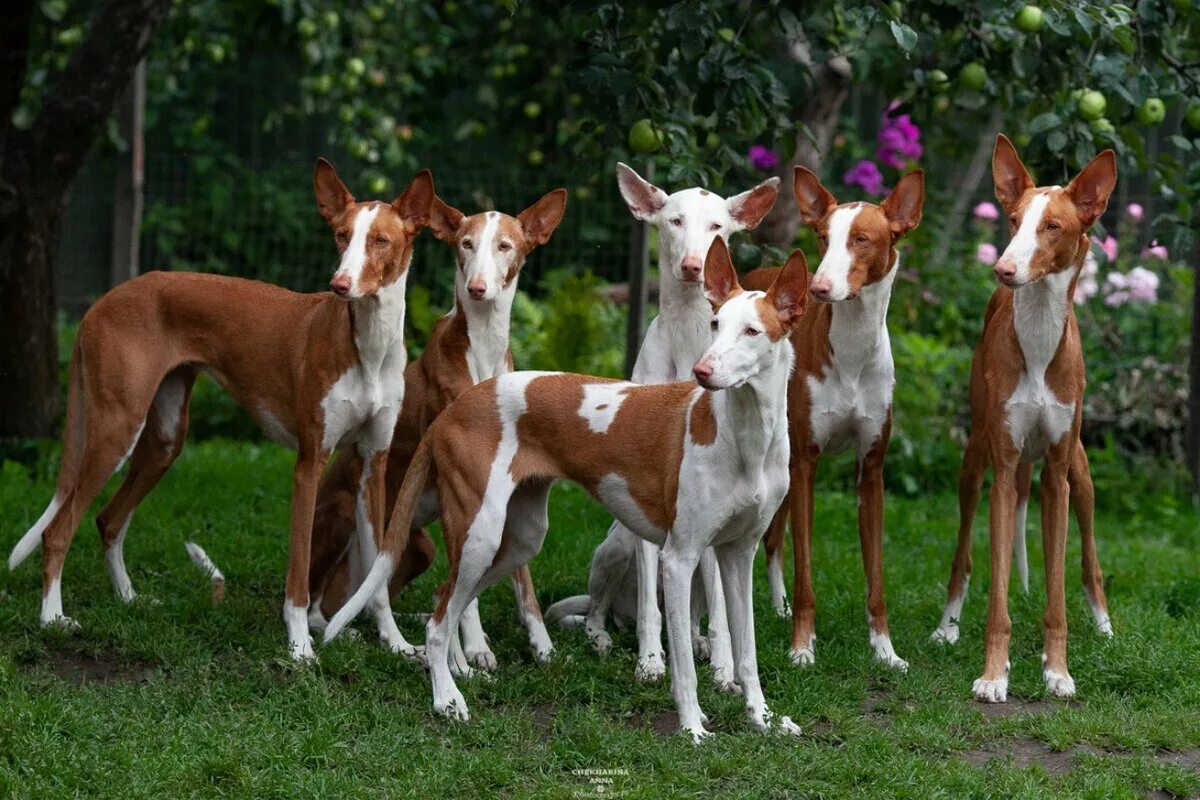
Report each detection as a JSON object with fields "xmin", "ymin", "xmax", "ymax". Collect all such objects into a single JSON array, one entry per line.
[
  {"xmin": 973, "ymin": 202, "xmax": 999, "ymax": 221},
  {"xmin": 843, "ymin": 160, "xmax": 886, "ymax": 196},
  {"xmin": 748, "ymin": 145, "xmax": 780, "ymax": 172},
  {"xmin": 1104, "ymin": 271, "xmax": 1129, "ymax": 307},
  {"xmin": 1074, "ymin": 250, "xmax": 1099, "ymax": 305},
  {"xmin": 1126, "ymin": 266, "xmax": 1160, "ymax": 303},
  {"xmin": 976, "ymin": 242, "xmax": 998, "ymax": 264},
  {"xmin": 1092, "ymin": 235, "xmax": 1118, "ymax": 263},
  {"xmin": 1125, "ymin": 203, "xmax": 1144, "ymax": 222},
  {"xmin": 876, "ymin": 104, "xmax": 922, "ymax": 170},
  {"xmin": 1142, "ymin": 240, "xmax": 1168, "ymax": 260}
]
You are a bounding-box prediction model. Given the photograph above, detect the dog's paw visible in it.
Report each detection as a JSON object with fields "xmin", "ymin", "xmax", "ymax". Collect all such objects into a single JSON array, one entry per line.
[
  {"xmin": 930, "ymin": 624, "xmax": 959, "ymax": 645},
  {"xmin": 587, "ymin": 629, "xmax": 613, "ymax": 655},
  {"xmin": 635, "ymin": 651, "xmax": 666, "ymax": 683},
  {"xmin": 972, "ymin": 676, "xmax": 1008, "ymax": 703},
  {"xmin": 467, "ymin": 649, "xmax": 498, "ymax": 671},
  {"xmin": 788, "ymin": 646, "xmax": 815, "ymax": 667},
  {"xmin": 433, "ymin": 689, "xmax": 470, "ymax": 721}
]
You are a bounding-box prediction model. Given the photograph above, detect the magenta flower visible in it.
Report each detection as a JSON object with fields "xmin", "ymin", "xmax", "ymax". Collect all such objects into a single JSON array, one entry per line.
[
  {"xmin": 748, "ymin": 145, "xmax": 780, "ymax": 172},
  {"xmin": 1092, "ymin": 235, "xmax": 1118, "ymax": 264},
  {"xmin": 843, "ymin": 160, "xmax": 885, "ymax": 196},
  {"xmin": 976, "ymin": 242, "xmax": 998, "ymax": 264},
  {"xmin": 1125, "ymin": 203, "xmax": 1144, "ymax": 222},
  {"xmin": 876, "ymin": 105, "xmax": 923, "ymax": 170},
  {"xmin": 1142, "ymin": 240, "xmax": 1168, "ymax": 260},
  {"xmin": 973, "ymin": 202, "xmax": 999, "ymax": 221}
]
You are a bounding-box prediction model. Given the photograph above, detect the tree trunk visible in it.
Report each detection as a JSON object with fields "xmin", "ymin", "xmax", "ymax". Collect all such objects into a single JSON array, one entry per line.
[
  {"xmin": 753, "ymin": 32, "xmax": 852, "ymax": 248},
  {"xmin": 1186, "ymin": 207, "xmax": 1200, "ymax": 494},
  {"xmin": 0, "ymin": 0, "xmax": 170, "ymax": 438}
]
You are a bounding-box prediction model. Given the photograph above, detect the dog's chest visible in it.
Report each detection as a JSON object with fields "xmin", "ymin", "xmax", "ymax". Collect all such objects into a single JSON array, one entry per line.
[
  {"xmin": 1004, "ymin": 373, "xmax": 1074, "ymax": 462},
  {"xmin": 805, "ymin": 334, "xmax": 894, "ymax": 457},
  {"xmin": 320, "ymin": 355, "xmax": 406, "ymax": 451}
]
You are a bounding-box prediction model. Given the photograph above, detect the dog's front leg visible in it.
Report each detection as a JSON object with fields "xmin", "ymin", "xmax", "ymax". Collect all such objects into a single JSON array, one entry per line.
[
  {"xmin": 660, "ymin": 543, "xmax": 707, "ymax": 741},
  {"xmin": 697, "ymin": 548, "xmax": 737, "ymax": 692},
  {"xmin": 1040, "ymin": 447, "xmax": 1074, "ymax": 697},
  {"xmin": 285, "ymin": 446, "xmax": 330, "ymax": 662},
  {"xmin": 974, "ymin": 451, "xmax": 1018, "ymax": 702},
  {"xmin": 717, "ymin": 537, "xmax": 801, "ymax": 735},
  {"xmin": 634, "ymin": 535, "xmax": 666, "ymax": 683}
]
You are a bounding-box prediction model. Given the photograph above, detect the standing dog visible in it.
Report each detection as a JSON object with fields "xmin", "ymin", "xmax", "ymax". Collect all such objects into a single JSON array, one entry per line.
[
  {"xmin": 8, "ymin": 160, "xmax": 433, "ymax": 661},
  {"xmin": 742, "ymin": 166, "xmax": 924, "ymax": 670},
  {"xmin": 326, "ymin": 237, "xmax": 809, "ymax": 741},
  {"xmin": 306, "ymin": 189, "xmax": 568, "ymax": 668},
  {"xmin": 931, "ymin": 136, "xmax": 1115, "ymax": 702},
  {"xmin": 545, "ymin": 164, "xmax": 779, "ymax": 689}
]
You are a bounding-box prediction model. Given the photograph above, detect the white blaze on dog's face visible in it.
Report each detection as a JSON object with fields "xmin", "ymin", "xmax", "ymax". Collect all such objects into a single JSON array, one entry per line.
[
  {"xmin": 616, "ymin": 162, "xmax": 779, "ymax": 284},
  {"xmin": 793, "ymin": 166, "xmax": 924, "ymax": 302},
  {"xmin": 314, "ymin": 159, "xmax": 434, "ymax": 299},
  {"xmin": 692, "ymin": 238, "xmax": 809, "ymax": 390},
  {"xmin": 428, "ymin": 189, "xmax": 567, "ymax": 302},
  {"xmin": 991, "ymin": 134, "xmax": 1117, "ymax": 288}
]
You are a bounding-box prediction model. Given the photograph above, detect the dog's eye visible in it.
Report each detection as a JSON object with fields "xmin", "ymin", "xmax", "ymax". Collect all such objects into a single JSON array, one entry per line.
[
  {"xmin": 744, "ymin": 327, "xmax": 760, "ymax": 336},
  {"xmin": 375, "ymin": 236, "xmax": 390, "ymax": 246},
  {"xmin": 498, "ymin": 241, "xmax": 512, "ymax": 252},
  {"xmin": 461, "ymin": 239, "xmax": 473, "ymax": 250},
  {"xmin": 855, "ymin": 235, "xmax": 869, "ymax": 245},
  {"xmin": 710, "ymin": 319, "xmax": 719, "ymax": 331},
  {"xmin": 1009, "ymin": 215, "xmax": 1018, "ymax": 227},
  {"xmin": 708, "ymin": 222, "xmax": 721, "ymax": 232},
  {"xmin": 670, "ymin": 217, "xmax": 683, "ymax": 227},
  {"xmin": 1044, "ymin": 221, "xmax": 1059, "ymax": 231}
]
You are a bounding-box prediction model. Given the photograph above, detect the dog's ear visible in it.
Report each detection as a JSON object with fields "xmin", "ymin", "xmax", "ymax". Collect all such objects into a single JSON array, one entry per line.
[
  {"xmin": 992, "ymin": 134, "xmax": 1035, "ymax": 213},
  {"xmin": 1065, "ymin": 150, "xmax": 1117, "ymax": 228},
  {"xmin": 314, "ymin": 157, "xmax": 354, "ymax": 224},
  {"xmin": 703, "ymin": 236, "xmax": 741, "ymax": 309},
  {"xmin": 727, "ymin": 177, "xmax": 780, "ymax": 231},
  {"xmin": 880, "ymin": 170, "xmax": 924, "ymax": 239},
  {"xmin": 792, "ymin": 166, "xmax": 837, "ymax": 227},
  {"xmin": 393, "ymin": 169, "xmax": 435, "ymax": 235},
  {"xmin": 765, "ymin": 249, "xmax": 810, "ymax": 328},
  {"xmin": 616, "ymin": 162, "xmax": 668, "ymax": 221},
  {"xmin": 518, "ymin": 189, "xmax": 568, "ymax": 248},
  {"xmin": 428, "ymin": 196, "xmax": 464, "ymax": 243}
]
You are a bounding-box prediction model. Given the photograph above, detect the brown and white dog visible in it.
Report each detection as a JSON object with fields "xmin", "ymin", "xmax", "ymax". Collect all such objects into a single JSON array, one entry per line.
[
  {"xmin": 8, "ymin": 160, "xmax": 433, "ymax": 662},
  {"xmin": 742, "ymin": 166, "xmax": 924, "ymax": 670},
  {"xmin": 326, "ymin": 238, "xmax": 809, "ymax": 741},
  {"xmin": 931, "ymin": 135, "xmax": 1115, "ymax": 702},
  {"xmin": 305, "ymin": 188, "xmax": 568, "ymax": 669}
]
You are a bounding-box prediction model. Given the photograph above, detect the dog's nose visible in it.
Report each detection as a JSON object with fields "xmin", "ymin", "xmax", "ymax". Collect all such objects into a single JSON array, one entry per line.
[
  {"xmin": 330, "ymin": 273, "xmax": 352, "ymax": 297},
  {"xmin": 810, "ymin": 274, "xmax": 833, "ymax": 299},
  {"xmin": 467, "ymin": 279, "xmax": 488, "ymax": 300},
  {"xmin": 680, "ymin": 254, "xmax": 703, "ymax": 282},
  {"xmin": 693, "ymin": 361, "xmax": 714, "ymax": 383},
  {"xmin": 994, "ymin": 258, "xmax": 1017, "ymax": 283}
]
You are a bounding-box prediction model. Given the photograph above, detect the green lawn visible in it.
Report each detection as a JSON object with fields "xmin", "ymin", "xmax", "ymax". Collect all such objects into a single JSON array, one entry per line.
[{"xmin": 1, "ymin": 440, "xmax": 1198, "ymax": 799}]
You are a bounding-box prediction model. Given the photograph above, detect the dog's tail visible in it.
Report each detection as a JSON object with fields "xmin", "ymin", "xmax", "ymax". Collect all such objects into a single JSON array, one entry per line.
[
  {"xmin": 323, "ymin": 434, "xmax": 433, "ymax": 643},
  {"xmin": 10, "ymin": 340, "xmax": 88, "ymax": 571},
  {"xmin": 545, "ymin": 595, "xmax": 592, "ymax": 627},
  {"xmin": 185, "ymin": 542, "xmax": 227, "ymax": 603}
]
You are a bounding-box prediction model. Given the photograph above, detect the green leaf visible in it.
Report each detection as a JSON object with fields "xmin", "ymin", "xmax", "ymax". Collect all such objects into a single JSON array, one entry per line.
[
  {"xmin": 1047, "ymin": 130, "xmax": 1068, "ymax": 153},
  {"xmin": 889, "ymin": 20, "xmax": 918, "ymax": 52},
  {"xmin": 1169, "ymin": 135, "xmax": 1194, "ymax": 151},
  {"xmin": 1029, "ymin": 112, "xmax": 1061, "ymax": 135}
]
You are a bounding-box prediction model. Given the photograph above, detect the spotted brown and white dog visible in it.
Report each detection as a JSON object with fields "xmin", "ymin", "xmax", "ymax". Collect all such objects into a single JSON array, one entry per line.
[
  {"xmin": 305, "ymin": 188, "xmax": 567, "ymax": 669},
  {"xmin": 325, "ymin": 237, "xmax": 809, "ymax": 741},
  {"xmin": 545, "ymin": 163, "xmax": 779, "ymax": 691},
  {"xmin": 8, "ymin": 160, "xmax": 432, "ymax": 662},
  {"xmin": 742, "ymin": 166, "xmax": 924, "ymax": 670},
  {"xmin": 931, "ymin": 135, "xmax": 1115, "ymax": 702}
]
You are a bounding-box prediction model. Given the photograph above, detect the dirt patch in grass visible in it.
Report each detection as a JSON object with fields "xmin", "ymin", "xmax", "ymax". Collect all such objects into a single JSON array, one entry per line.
[
  {"xmin": 959, "ymin": 738, "xmax": 1108, "ymax": 776},
  {"xmin": 974, "ymin": 697, "xmax": 1062, "ymax": 719},
  {"xmin": 34, "ymin": 649, "xmax": 158, "ymax": 685},
  {"xmin": 626, "ymin": 709, "xmax": 681, "ymax": 737}
]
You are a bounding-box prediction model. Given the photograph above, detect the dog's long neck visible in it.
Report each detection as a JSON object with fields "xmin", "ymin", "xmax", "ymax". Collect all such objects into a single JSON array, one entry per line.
[
  {"xmin": 711, "ymin": 339, "xmax": 794, "ymax": 475},
  {"xmin": 350, "ymin": 272, "xmax": 409, "ymax": 372},
  {"xmin": 1011, "ymin": 254, "xmax": 1081, "ymax": 381},
  {"xmin": 454, "ymin": 271, "xmax": 516, "ymax": 382},
  {"xmin": 828, "ymin": 253, "xmax": 897, "ymax": 368}
]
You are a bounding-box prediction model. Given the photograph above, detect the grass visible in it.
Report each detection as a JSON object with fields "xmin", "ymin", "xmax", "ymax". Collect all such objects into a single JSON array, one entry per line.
[{"xmin": 1, "ymin": 439, "xmax": 1198, "ymax": 799}]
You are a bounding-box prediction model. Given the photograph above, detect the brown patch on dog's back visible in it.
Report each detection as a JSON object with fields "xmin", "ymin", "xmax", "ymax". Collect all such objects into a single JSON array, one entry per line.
[{"xmin": 690, "ymin": 391, "xmax": 718, "ymax": 445}]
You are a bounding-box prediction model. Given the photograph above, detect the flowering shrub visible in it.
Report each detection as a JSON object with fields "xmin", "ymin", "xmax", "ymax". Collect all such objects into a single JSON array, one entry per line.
[
  {"xmin": 747, "ymin": 144, "xmax": 779, "ymax": 172},
  {"xmin": 841, "ymin": 101, "xmax": 922, "ymax": 197}
]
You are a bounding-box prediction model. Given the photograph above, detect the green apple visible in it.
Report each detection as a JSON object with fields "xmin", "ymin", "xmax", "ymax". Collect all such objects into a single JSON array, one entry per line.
[
  {"xmin": 1014, "ymin": 5, "xmax": 1044, "ymax": 33},
  {"xmin": 959, "ymin": 62, "xmax": 987, "ymax": 92},
  {"xmin": 705, "ymin": 131, "xmax": 720, "ymax": 149},
  {"xmin": 1186, "ymin": 103, "xmax": 1200, "ymax": 130},
  {"xmin": 527, "ymin": 149, "xmax": 545, "ymax": 166},
  {"xmin": 928, "ymin": 69, "xmax": 950, "ymax": 93},
  {"xmin": 346, "ymin": 57, "xmax": 366, "ymax": 76},
  {"xmin": 369, "ymin": 176, "xmax": 388, "ymax": 194},
  {"xmin": 297, "ymin": 18, "xmax": 317, "ymax": 38},
  {"xmin": 312, "ymin": 74, "xmax": 333, "ymax": 94},
  {"xmin": 523, "ymin": 101, "xmax": 542, "ymax": 119},
  {"xmin": 1077, "ymin": 90, "xmax": 1106, "ymax": 121},
  {"xmin": 628, "ymin": 119, "xmax": 661, "ymax": 154},
  {"xmin": 322, "ymin": 11, "xmax": 339, "ymax": 28},
  {"xmin": 718, "ymin": 27, "xmax": 736, "ymax": 43},
  {"xmin": 1136, "ymin": 97, "xmax": 1166, "ymax": 126},
  {"xmin": 1090, "ymin": 117, "xmax": 1115, "ymax": 137}
]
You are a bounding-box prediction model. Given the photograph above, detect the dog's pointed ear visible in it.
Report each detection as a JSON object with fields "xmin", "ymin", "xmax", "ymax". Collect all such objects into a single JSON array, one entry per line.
[
  {"xmin": 881, "ymin": 170, "xmax": 924, "ymax": 239},
  {"xmin": 517, "ymin": 188, "xmax": 568, "ymax": 248},
  {"xmin": 616, "ymin": 162, "xmax": 668, "ymax": 221},
  {"xmin": 703, "ymin": 236, "xmax": 740, "ymax": 308},
  {"xmin": 765, "ymin": 249, "xmax": 811, "ymax": 327},
  {"xmin": 992, "ymin": 134, "xmax": 1035, "ymax": 213},
  {"xmin": 727, "ymin": 177, "xmax": 780, "ymax": 231},
  {"xmin": 314, "ymin": 157, "xmax": 354, "ymax": 224},
  {"xmin": 792, "ymin": 166, "xmax": 837, "ymax": 227},
  {"xmin": 1065, "ymin": 150, "xmax": 1117, "ymax": 228},
  {"xmin": 393, "ymin": 169, "xmax": 435, "ymax": 235},
  {"xmin": 428, "ymin": 196, "xmax": 464, "ymax": 243}
]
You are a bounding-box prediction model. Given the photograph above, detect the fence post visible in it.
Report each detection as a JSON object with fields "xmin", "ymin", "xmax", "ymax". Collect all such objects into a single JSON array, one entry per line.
[
  {"xmin": 1187, "ymin": 206, "xmax": 1200, "ymax": 496},
  {"xmin": 624, "ymin": 162, "xmax": 652, "ymax": 378},
  {"xmin": 110, "ymin": 59, "xmax": 145, "ymax": 287}
]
